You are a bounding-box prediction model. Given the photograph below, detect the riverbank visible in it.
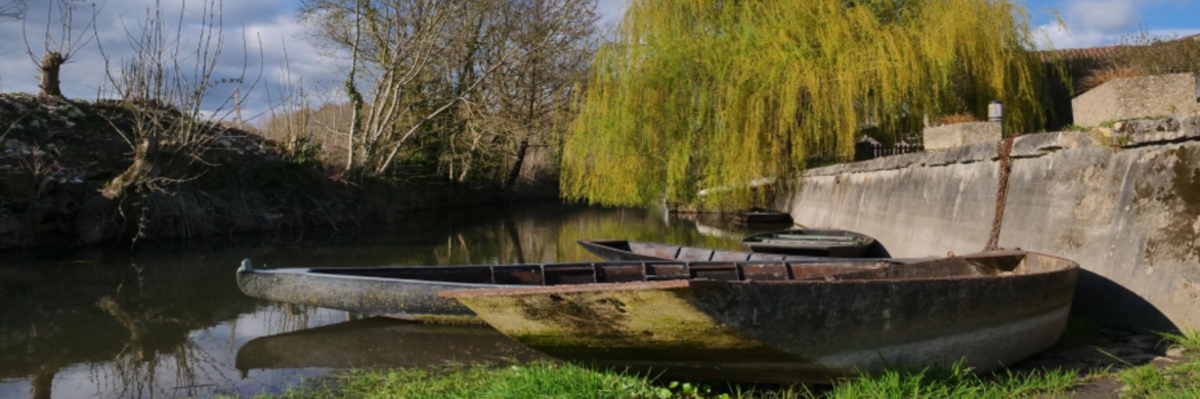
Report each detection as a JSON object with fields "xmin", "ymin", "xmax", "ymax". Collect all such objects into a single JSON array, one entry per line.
[
  {"xmin": 0, "ymin": 93, "xmax": 558, "ymax": 250},
  {"xmin": 222, "ymin": 325, "xmax": 1199, "ymax": 399}
]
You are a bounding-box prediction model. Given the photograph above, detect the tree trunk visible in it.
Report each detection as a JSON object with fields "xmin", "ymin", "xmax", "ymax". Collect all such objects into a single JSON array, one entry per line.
[
  {"xmin": 39, "ymin": 52, "xmax": 65, "ymax": 98},
  {"xmin": 504, "ymin": 140, "xmax": 529, "ymax": 188},
  {"xmin": 75, "ymin": 139, "xmax": 187, "ymax": 244},
  {"xmin": 31, "ymin": 367, "xmax": 56, "ymax": 399}
]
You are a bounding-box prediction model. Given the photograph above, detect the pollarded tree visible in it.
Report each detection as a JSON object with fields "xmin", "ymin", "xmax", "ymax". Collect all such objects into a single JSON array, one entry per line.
[
  {"xmin": 562, "ymin": 0, "xmax": 1055, "ymax": 208},
  {"xmin": 22, "ymin": 0, "xmax": 97, "ymax": 98}
]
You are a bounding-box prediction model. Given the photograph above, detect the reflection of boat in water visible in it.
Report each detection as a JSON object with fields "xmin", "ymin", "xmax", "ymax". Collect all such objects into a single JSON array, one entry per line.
[
  {"xmin": 733, "ymin": 208, "xmax": 794, "ymax": 227},
  {"xmin": 443, "ymin": 251, "xmax": 1080, "ymax": 383},
  {"xmin": 741, "ymin": 229, "xmax": 877, "ymax": 257},
  {"xmin": 236, "ymin": 318, "xmax": 546, "ymax": 375}
]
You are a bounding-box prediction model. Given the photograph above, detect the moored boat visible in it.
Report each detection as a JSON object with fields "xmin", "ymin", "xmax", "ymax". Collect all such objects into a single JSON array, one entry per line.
[
  {"xmin": 579, "ymin": 239, "xmax": 817, "ymax": 262},
  {"xmin": 441, "ymin": 251, "xmax": 1080, "ymax": 383},
  {"xmin": 741, "ymin": 228, "xmax": 876, "ymax": 257},
  {"xmin": 237, "ymin": 258, "xmax": 891, "ymax": 322}
]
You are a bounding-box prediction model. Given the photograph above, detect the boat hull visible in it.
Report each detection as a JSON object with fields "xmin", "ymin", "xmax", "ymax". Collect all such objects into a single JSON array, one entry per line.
[
  {"xmin": 445, "ymin": 254, "xmax": 1079, "ymax": 383},
  {"xmin": 236, "ymin": 265, "xmax": 515, "ymax": 322},
  {"xmin": 236, "ymin": 260, "xmax": 895, "ymax": 322}
]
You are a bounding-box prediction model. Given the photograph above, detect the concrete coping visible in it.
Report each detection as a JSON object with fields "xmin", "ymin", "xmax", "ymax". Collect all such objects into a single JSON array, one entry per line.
[{"xmin": 804, "ymin": 113, "xmax": 1200, "ymax": 176}]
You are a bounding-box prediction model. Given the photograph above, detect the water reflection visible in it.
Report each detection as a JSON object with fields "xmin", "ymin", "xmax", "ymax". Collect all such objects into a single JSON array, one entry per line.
[
  {"xmin": 235, "ymin": 318, "xmax": 546, "ymax": 375},
  {"xmin": 0, "ymin": 204, "xmax": 757, "ymax": 399}
]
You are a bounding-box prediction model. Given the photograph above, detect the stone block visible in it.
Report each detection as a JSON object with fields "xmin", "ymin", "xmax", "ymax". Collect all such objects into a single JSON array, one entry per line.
[
  {"xmin": 1117, "ymin": 112, "xmax": 1200, "ymax": 146},
  {"xmin": 923, "ymin": 122, "xmax": 1002, "ymax": 151},
  {"xmin": 1010, "ymin": 130, "xmax": 1106, "ymax": 158},
  {"xmin": 1072, "ymin": 73, "xmax": 1200, "ymax": 127}
]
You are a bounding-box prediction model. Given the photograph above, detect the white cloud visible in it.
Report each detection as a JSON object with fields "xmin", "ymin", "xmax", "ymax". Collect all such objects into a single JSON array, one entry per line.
[
  {"xmin": 1035, "ymin": 23, "xmax": 1110, "ymax": 49},
  {"xmin": 0, "ymin": 0, "xmax": 340, "ymax": 122},
  {"xmin": 1064, "ymin": 0, "xmax": 1139, "ymax": 33},
  {"xmin": 1036, "ymin": 0, "xmax": 1200, "ymax": 49}
]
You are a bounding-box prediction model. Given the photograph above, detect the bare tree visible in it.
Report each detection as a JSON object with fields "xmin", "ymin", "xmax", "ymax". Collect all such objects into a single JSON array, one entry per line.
[
  {"xmin": 22, "ymin": 0, "xmax": 99, "ymax": 98},
  {"xmin": 0, "ymin": 0, "xmax": 24, "ymax": 21},
  {"xmin": 299, "ymin": 0, "xmax": 598, "ymax": 179}
]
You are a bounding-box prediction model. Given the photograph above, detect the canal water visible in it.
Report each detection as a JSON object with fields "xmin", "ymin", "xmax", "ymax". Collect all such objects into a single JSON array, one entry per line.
[{"xmin": 0, "ymin": 203, "xmax": 763, "ymax": 399}]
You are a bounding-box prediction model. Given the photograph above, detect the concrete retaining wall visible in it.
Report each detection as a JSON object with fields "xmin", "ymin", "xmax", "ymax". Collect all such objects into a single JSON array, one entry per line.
[{"xmin": 783, "ymin": 114, "xmax": 1200, "ymax": 331}]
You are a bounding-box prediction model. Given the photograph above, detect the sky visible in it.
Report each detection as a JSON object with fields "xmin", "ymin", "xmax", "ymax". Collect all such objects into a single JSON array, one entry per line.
[{"xmin": 0, "ymin": 0, "xmax": 1195, "ymax": 119}]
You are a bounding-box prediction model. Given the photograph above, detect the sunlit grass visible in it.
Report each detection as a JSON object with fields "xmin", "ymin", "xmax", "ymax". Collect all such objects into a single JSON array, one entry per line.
[
  {"xmin": 232, "ymin": 362, "xmax": 662, "ymax": 399},
  {"xmin": 224, "ymin": 361, "xmax": 1088, "ymax": 399},
  {"xmin": 1112, "ymin": 328, "xmax": 1200, "ymax": 398}
]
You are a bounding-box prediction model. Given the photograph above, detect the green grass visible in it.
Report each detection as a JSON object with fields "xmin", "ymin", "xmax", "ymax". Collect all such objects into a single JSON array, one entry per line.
[
  {"xmin": 224, "ymin": 361, "xmax": 1086, "ymax": 399},
  {"xmin": 1113, "ymin": 328, "xmax": 1200, "ymax": 398},
  {"xmin": 814, "ymin": 363, "xmax": 1078, "ymax": 399},
  {"xmin": 231, "ymin": 362, "xmax": 664, "ymax": 399},
  {"xmin": 1158, "ymin": 328, "xmax": 1200, "ymax": 354}
]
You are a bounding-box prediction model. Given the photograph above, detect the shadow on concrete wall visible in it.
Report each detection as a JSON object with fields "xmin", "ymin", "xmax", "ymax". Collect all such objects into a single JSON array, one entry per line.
[
  {"xmin": 1072, "ymin": 269, "xmax": 1179, "ymax": 333},
  {"xmin": 863, "ymin": 241, "xmax": 893, "ymax": 258}
]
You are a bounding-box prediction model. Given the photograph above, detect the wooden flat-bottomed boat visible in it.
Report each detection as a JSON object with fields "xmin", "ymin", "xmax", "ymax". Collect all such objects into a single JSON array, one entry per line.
[
  {"xmin": 441, "ymin": 251, "xmax": 1079, "ymax": 383},
  {"xmin": 578, "ymin": 239, "xmax": 835, "ymax": 262},
  {"xmin": 741, "ymin": 228, "xmax": 876, "ymax": 257},
  {"xmin": 236, "ymin": 258, "xmax": 889, "ymax": 322}
]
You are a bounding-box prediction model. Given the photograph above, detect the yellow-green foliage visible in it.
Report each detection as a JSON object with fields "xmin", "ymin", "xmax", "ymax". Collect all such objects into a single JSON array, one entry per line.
[{"xmin": 563, "ymin": 0, "xmax": 1052, "ymax": 207}]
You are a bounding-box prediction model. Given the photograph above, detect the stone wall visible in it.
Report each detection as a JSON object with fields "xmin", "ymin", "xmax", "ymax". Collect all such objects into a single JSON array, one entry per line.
[
  {"xmin": 783, "ymin": 114, "xmax": 1200, "ymax": 331},
  {"xmin": 923, "ymin": 121, "xmax": 1002, "ymax": 151},
  {"xmin": 1072, "ymin": 73, "xmax": 1200, "ymax": 127}
]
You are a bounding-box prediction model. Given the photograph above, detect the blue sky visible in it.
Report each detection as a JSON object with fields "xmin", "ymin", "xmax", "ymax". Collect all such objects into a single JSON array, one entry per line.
[
  {"xmin": 1024, "ymin": 0, "xmax": 1200, "ymax": 48},
  {"xmin": 0, "ymin": 0, "xmax": 1195, "ymax": 115}
]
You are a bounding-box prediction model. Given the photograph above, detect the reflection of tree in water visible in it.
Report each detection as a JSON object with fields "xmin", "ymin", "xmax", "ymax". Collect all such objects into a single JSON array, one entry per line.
[
  {"xmin": 1, "ymin": 255, "xmax": 260, "ymax": 399},
  {"xmin": 426, "ymin": 207, "xmax": 744, "ymax": 266},
  {"xmin": 86, "ymin": 274, "xmax": 243, "ymax": 399}
]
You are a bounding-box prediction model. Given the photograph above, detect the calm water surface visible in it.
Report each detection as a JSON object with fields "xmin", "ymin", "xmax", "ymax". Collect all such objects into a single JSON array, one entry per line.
[{"xmin": 0, "ymin": 203, "xmax": 767, "ymax": 399}]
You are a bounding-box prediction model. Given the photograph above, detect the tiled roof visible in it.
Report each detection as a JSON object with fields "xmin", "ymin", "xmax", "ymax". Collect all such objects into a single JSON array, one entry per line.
[{"xmin": 1053, "ymin": 45, "xmax": 1124, "ymax": 60}]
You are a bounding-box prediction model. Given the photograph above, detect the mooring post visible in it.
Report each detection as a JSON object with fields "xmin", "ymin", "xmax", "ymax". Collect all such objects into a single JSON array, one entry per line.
[{"xmin": 988, "ymin": 100, "xmax": 1004, "ymax": 136}]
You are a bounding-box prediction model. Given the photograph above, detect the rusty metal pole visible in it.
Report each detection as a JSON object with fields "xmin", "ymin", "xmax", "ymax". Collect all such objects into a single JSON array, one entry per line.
[{"xmin": 985, "ymin": 100, "xmax": 1010, "ymax": 252}]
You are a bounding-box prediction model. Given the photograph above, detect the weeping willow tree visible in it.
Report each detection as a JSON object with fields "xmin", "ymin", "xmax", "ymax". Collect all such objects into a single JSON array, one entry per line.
[{"xmin": 562, "ymin": 0, "xmax": 1053, "ymax": 207}]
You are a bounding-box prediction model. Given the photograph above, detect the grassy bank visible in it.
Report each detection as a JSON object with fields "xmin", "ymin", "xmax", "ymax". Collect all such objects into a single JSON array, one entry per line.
[
  {"xmin": 225, "ymin": 328, "xmax": 1200, "ymax": 399},
  {"xmin": 227, "ymin": 361, "xmax": 1079, "ymax": 399},
  {"xmin": 0, "ymin": 93, "xmax": 558, "ymax": 250}
]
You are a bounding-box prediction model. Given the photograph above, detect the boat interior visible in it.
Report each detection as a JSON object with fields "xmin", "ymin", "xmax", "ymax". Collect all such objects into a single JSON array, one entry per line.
[
  {"xmin": 297, "ymin": 251, "xmax": 1071, "ymax": 287},
  {"xmin": 584, "ymin": 239, "xmax": 812, "ymax": 261},
  {"xmin": 744, "ymin": 229, "xmax": 871, "ymax": 245}
]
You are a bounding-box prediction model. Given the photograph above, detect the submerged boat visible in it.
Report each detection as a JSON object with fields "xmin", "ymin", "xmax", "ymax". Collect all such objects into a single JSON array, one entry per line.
[
  {"xmin": 579, "ymin": 239, "xmax": 817, "ymax": 262},
  {"xmin": 741, "ymin": 228, "xmax": 876, "ymax": 257},
  {"xmin": 237, "ymin": 258, "xmax": 889, "ymax": 322},
  {"xmin": 441, "ymin": 251, "xmax": 1080, "ymax": 383}
]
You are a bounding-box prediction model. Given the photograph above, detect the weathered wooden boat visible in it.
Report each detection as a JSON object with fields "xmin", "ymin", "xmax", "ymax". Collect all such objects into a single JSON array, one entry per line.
[
  {"xmin": 237, "ymin": 257, "xmax": 890, "ymax": 322},
  {"xmin": 734, "ymin": 208, "xmax": 794, "ymax": 225},
  {"xmin": 235, "ymin": 317, "xmax": 545, "ymax": 376},
  {"xmin": 441, "ymin": 251, "xmax": 1080, "ymax": 383},
  {"xmin": 741, "ymin": 228, "xmax": 876, "ymax": 257},
  {"xmin": 579, "ymin": 239, "xmax": 822, "ymax": 262}
]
